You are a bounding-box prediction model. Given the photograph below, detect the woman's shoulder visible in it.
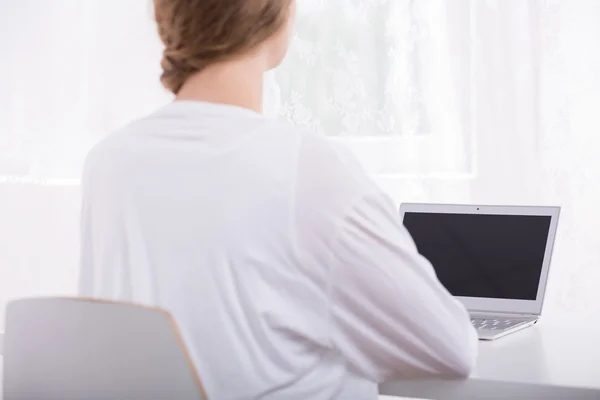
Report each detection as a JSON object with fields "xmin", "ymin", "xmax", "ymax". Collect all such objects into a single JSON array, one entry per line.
[
  {"xmin": 249, "ymin": 118, "xmax": 361, "ymax": 168},
  {"xmin": 297, "ymin": 129, "xmax": 376, "ymax": 188},
  {"xmin": 291, "ymin": 127, "xmax": 381, "ymax": 221}
]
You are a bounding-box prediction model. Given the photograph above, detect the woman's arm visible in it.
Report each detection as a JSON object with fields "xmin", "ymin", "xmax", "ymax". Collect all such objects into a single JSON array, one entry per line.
[{"xmin": 327, "ymin": 192, "xmax": 478, "ymax": 382}]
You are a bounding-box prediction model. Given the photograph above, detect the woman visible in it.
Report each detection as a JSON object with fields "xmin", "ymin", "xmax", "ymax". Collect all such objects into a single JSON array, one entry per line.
[{"xmin": 79, "ymin": 0, "xmax": 478, "ymax": 399}]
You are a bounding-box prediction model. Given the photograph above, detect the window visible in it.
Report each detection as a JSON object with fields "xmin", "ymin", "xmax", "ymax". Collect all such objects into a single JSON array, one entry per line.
[{"xmin": 276, "ymin": 0, "xmax": 473, "ymax": 177}]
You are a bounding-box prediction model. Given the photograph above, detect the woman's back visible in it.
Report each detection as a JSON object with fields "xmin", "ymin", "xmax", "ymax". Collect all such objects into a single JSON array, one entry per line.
[
  {"xmin": 80, "ymin": 101, "xmax": 477, "ymax": 399},
  {"xmin": 80, "ymin": 101, "xmax": 364, "ymax": 397}
]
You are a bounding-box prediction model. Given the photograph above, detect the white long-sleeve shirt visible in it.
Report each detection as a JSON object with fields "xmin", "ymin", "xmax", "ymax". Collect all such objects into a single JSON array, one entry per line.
[{"xmin": 79, "ymin": 101, "xmax": 478, "ymax": 400}]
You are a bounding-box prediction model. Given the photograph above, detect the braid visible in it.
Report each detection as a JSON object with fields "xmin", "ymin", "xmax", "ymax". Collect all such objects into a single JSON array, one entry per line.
[{"xmin": 160, "ymin": 52, "xmax": 203, "ymax": 95}]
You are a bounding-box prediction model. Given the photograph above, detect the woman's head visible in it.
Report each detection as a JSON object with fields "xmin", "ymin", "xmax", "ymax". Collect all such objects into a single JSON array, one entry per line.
[{"xmin": 155, "ymin": 0, "xmax": 296, "ymax": 95}]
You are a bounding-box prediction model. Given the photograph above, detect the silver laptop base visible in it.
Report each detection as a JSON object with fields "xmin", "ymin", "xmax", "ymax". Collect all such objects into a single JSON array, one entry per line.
[{"xmin": 470, "ymin": 314, "xmax": 538, "ymax": 340}]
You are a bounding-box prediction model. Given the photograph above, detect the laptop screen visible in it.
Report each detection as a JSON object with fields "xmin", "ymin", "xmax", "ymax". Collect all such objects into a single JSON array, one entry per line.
[{"xmin": 402, "ymin": 212, "xmax": 552, "ymax": 301}]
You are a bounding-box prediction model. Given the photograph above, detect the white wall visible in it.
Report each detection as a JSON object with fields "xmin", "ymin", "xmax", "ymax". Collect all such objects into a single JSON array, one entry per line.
[{"xmin": 0, "ymin": 185, "xmax": 80, "ymax": 330}]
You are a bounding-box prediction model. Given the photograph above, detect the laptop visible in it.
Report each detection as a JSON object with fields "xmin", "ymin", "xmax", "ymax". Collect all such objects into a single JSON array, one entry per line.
[{"xmin": 399, "ymin": 204, "xmax": 560, "ymax": 340}]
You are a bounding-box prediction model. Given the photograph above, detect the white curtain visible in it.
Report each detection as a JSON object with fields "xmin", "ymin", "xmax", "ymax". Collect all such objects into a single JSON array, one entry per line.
[{"xmin": 1, "ymin": 0, "xmax": 600, "ymax": 330}]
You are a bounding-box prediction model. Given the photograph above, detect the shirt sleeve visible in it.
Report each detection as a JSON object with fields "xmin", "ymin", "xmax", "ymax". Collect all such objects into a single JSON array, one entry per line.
[{"xmin": 328, "ymin": 192, "xmax": 478, "ymax": 382}]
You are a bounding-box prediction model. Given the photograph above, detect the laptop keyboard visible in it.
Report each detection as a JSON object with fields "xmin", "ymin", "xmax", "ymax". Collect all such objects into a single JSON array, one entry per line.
[{"xmin": 471, "ymin": 318, "xmax": 528, "ymax": 332}]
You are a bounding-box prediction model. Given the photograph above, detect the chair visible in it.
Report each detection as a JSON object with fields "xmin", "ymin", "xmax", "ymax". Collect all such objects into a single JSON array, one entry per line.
[{"xmin": 2, "ymin": 298, "xmax": 208, "ymax": 400}]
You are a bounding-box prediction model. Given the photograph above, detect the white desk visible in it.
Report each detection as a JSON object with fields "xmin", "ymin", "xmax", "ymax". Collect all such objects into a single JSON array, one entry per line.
[{"xmin": 380, "ymin": 316, "xmax": 600, "ymax": 399}]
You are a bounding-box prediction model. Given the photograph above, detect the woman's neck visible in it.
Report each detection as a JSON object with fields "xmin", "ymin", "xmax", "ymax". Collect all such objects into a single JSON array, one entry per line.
[{"xmin": 176, "ymin": 58, "xmax": 266, "ymax": 113}]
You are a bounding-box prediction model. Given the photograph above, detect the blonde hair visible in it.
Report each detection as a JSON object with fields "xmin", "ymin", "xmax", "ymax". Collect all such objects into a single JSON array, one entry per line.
[{"xmin": 154, "ymin": 0, "xmax": 293, "ymax": 94}]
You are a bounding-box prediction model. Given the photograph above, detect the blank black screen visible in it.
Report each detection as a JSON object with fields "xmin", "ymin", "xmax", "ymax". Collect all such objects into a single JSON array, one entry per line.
[{"xmin": 403, "ymin": 212, "xmax": 552, "ymax": 300}]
